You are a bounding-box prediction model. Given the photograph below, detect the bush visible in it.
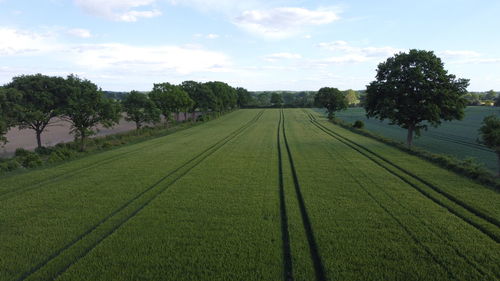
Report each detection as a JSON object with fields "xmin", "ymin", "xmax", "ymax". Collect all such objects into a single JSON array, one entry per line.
[
  {"xmin": 19, "ymin": 152, "xmax": 43, "ymax": 168},
  {"xmin": 353, "ymin": 120, "xmax": 365, "ymax": 129},
  {"xmin": 0, "ymin": 160, "xmax": 21, "ymax": 172},
  {"xmin": 35, "ymin": 146, "xmax": 53, "ymax": 155},
  {"xmin": 14, "ymin": 148, "xmax": 31, "ymax": 157},
  {"xmin": 51, "ymin": 147, "xmax": 77, "ymax": 160}
]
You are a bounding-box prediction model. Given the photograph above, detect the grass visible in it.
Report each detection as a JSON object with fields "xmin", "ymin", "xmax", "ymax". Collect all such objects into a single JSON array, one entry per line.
[
  {"xmin": 332, "ymin": 106, "xmax": 500, "ymax": 172},
  {"xmin": 1, "ymin": 108, "xmax": 499, "ymax": 281}
]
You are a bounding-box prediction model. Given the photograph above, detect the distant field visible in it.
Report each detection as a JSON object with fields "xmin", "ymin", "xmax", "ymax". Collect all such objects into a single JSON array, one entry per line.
[
  {"xmin": 331, "ymin": 106, "xmax": 500, "ymax": 172},
  {"xmin": 0, "ymin": 109, "xmax": 498, "ymax": 281}
]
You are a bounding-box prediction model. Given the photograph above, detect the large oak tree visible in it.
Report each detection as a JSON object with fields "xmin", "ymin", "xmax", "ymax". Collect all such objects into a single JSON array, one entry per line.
[
  {"xmin": 365, "ymin": 49, "xmax": 469, "ymax": 146},
  {"xmin": 5, "ymin": 74, "xmax": 67, "ymax": 148}
]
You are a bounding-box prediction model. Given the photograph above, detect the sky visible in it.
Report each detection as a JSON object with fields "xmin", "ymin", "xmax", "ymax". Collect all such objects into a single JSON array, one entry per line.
[{"xmin": 0, "ymin": 0, "xmax": 499, "ymax": 92}]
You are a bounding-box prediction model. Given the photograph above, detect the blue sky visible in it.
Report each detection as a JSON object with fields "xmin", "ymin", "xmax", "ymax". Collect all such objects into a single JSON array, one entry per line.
[{"xmin": 0, "ymin": 0, "xmax": 499, "ymax": 91}]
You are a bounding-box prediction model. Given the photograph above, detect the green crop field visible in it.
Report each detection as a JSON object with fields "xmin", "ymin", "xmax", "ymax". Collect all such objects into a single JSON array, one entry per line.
[
  {"xmin": 1, "ymin": 109, "xmax": 499, "ymax": 281},
  {"xmin": 332, "ymin": 106, "xmax": 500, "ymax": 172}
]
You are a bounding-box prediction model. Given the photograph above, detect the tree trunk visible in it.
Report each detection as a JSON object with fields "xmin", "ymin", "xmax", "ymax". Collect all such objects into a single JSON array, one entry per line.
[
  {"xmin": 136, "ymin": 121, "xmax": 141, "ymax": 130},
  {"xmin": 407, "ymin": 124, "xmax": 415, "ymax": 147},
  {"xmin": 36, "ymin": 130, "xmax": 42, "ymax": 149},
  {"xmin": 497, "ymin": 152, "xmax": 500, "ymax": 177},
  {"xmin": 191, "ymin": 112, "xmax": 196, "ymax": 122},
  {"xmin": 164, "ymin": 113, "xmax": 170, "ymax": 128},
  {"xmin": 80, "ymin": 130, "xmax": 86, "ymax": 152},
  {"xmin": 184, "ymin": 112, "xmax": 188, "ymax": 122}
]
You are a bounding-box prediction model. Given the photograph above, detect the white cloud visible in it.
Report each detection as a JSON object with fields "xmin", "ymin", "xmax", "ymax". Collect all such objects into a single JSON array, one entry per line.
[
  {"xmin": 315, "ymin": 41, "xmax": 403, "ymax": 65},
  {"xmin": 68, "ymin": 43, "xmax": 231, "ymax": 74},
  {"xmin": 66, "ymin": 28, "xmax": 92, "ymax": 38},
  {"xmin": 0, "ymin": 27, "xmax": 55, "ymax": 56},
  {"xmin": 168, "ymin": 0, "xmax": 263, "ymax": 14},
  {"xmin": 194, "ymin": 33, "xmax": 220, "ymax": 39},
  {"xmin": 265, "ymin": 52, "xmax": 302, "ymax": 61},
  {"xmin": 206, "ymin": 33, "xmax": 219, "ymax": 39},
  {"xmin": 438, "ymin": 50, "xmax": 481, "ymax": 59},
  {"xmin": 318, "ymin": 41, "xmax": 402, "ymax": 58},
  {"xmin": 437, "ymin": 50, "xmax": 500, "ymax": 64},
  {"xmin": 74, "ymin": 0, "xmax": 161, "ymax": 22},
  {"xmin": 234, "ymin": 7, "xmax": 340, "ymax": 39}
]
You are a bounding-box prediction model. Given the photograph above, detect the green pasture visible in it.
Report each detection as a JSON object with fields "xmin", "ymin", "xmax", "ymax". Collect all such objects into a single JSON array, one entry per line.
[
  {"xmin": 0, "ymin": 109, "xmax": 498, "ymax": 281},
  {"xmin": 331, "ymin": 106, "xmax": 500, "ymax": 172}
]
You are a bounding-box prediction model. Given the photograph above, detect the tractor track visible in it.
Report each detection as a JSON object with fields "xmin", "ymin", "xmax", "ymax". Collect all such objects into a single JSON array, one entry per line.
[
  {"xmin": 305, "ymin": 111, "xmax": 500, "ymax": 244},
  {"xmin": 16, "ymin": 110, "xmax": 264, "ymax": 281},
  {"xmin": 281, "ymin": 109, "xmax": 327, "ymax": 281}
]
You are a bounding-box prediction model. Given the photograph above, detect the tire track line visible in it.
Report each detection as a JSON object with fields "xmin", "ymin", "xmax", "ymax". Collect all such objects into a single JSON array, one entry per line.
[
  {"xmin": 0, "ymin": 117, "xmax": 229, "ymax": 201},
  {"xmin": 17, "ymin": 110, "xmax": 264, "ymax": 281},
  {"xmin": 277, "ymin": 109, "xmax": 294, "ymax": 281},
  {"xmin": 282, "ymin": 109, "xmax": 327, "ymax": 281},
  {"xmin": 306, "ymin": 111, "xmax": 500, "ymax": 243}
]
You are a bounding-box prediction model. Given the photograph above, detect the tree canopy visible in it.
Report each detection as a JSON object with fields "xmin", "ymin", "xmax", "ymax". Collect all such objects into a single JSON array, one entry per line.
[
  {"xmin": 479, "ymin": 115, "xmax": 500, "ymax": 175},
  {"xmin": 5, "ymin": 74, "xmax": 68, "ymax": 148},
  {"xmin": 150, "ymin": 83, "xmax": 193, "ymax": 124},
  {"xmin": 365, "ymin": 49, "xmax": 469, "ymax": 146},
  {"xmin": 0, "ymin": 88, "xmax": 21, "ymax": 145},
  {"xmin": 122, "ymin": 91, "xmax": 161, "ymax": 129},
  {"xmin": 270, "ymin": 93, "xmax": 283, "ymax": 107},
  {"xmin": 62, "ymin": 75, "xmax": 121, "ymax": 151},
  {"xmin": 314, "ymin": 87, "xmax": 348, "ymax": 119}
]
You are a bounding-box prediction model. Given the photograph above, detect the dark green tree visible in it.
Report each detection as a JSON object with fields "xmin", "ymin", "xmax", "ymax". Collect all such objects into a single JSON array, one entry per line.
[
  {"xmin": 314, "ymin": 87, "xmax": 348, "ymax": 119},
  {"xmin": 479, "ymin": 115, "xmax": 500, "ymax": 176},
  {"xmin": 484, "ymin": 90, "xmax": 497, "ymax": 101},
  {"xmin": 62, "ymin": 75, "xmax": 121, "ymax": 151},
  {"xmin": 365, "ymin": 49, "xmax": 469, "ymax": 146},
  {"xmin": 149, "ymin": 83, "xmax": 193, "ymax": 125},
  {"xmin": 5, "ymin": 74, "xmax": 67, "ymax": 148},
  {"xmin": 181, "ymin": 81, "xmax": 216, "ymax": 120},
  {"xmin": 0, "ymin": 88, "xmax": 21, "ymax": 145},
  {"xmin": 205, "ymin": 81, "xmax": 237, "ymax": 114},
  {"xmin": 122, "ymin": 91, "xmax": 161, "ymax": 129},
  {"xmin": 270, "ymin": 93, "xmax": 283, "ymax": 107},
  {"xmin": 236, "ymin": 87, "xmax": 252, "ymax": 108}
]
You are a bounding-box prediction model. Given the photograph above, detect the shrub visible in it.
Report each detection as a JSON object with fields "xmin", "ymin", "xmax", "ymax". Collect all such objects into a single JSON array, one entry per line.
[
  {"xmin": 35, "ymin": 146, "xmax": 53, "ymax": 155},
  {"xmin": 19, "ymin": 152, "xmax": 43, "ymax": 168},
  {"xmin": 353, "ymin": 120, "xmax": 365, "ymax": 129},
  {"xmin": 14, "ymin": 148, "xmax": 31, "ymax": 157}
]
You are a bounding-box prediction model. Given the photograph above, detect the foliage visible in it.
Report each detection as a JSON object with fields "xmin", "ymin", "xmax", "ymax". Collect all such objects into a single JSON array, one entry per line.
[
  {"xmin": 353, "ymin": 120, "xmax": 364, "ymax": 129},
  {"xmin": 150, "ymin": 83, "xmax": 193, "ymax": 124},
  {"xmin": 180, "ymin": 81, "xmax": 216, "ymax": 116},
  {"xmin": 270, "ymin": 93, "xmax": 283, "ymax": 107},
  {"xmin": 479, "ymin": 115, "xmax": 500, "ymax": 152},
  {"xmin": 236, "ymin": 87, "xmax": 252, "ymax": 107},
  {"xmin": 365, "ymin": 49, "xmax": 470, "ymax": 146},
  {"xmin": 205, "ymin": 81, "xmax": 237, "ymax": 113},
  {"xmin": 4, "ymin": 74, "xmax": 68, "ymax": 148},
  {"xmin": 62, "ymin": 74, "xmax": 121, "ymax": 151},
  {"xmin": 122, "ymin": 90, "xmax": 161, "ymax": 129},
  {"xmin": 0, "ymin": 87, "xmax": 21, "ymax": 145},
  {"xmin": 479, "ymin": 115, "xmax": 500, "ymax": 175},
  {"xmin": 344, "ymin": 89, "xmax": 360, "ymax": 106},
  {"xmin": 314, "ymin": 87, "xmax": 348, "ymax": 119}
]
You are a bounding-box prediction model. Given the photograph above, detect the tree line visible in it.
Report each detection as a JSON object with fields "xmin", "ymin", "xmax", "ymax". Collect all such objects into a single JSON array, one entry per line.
[{"xmin": 0, "ymin": 74, "xmax": 249, "ymax": 151}]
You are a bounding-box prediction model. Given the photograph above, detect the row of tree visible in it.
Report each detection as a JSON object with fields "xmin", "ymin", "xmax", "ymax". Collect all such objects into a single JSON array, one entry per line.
[{"xmin": 0, "ymin": 75, "xmax": 249, "ymax": 151}]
